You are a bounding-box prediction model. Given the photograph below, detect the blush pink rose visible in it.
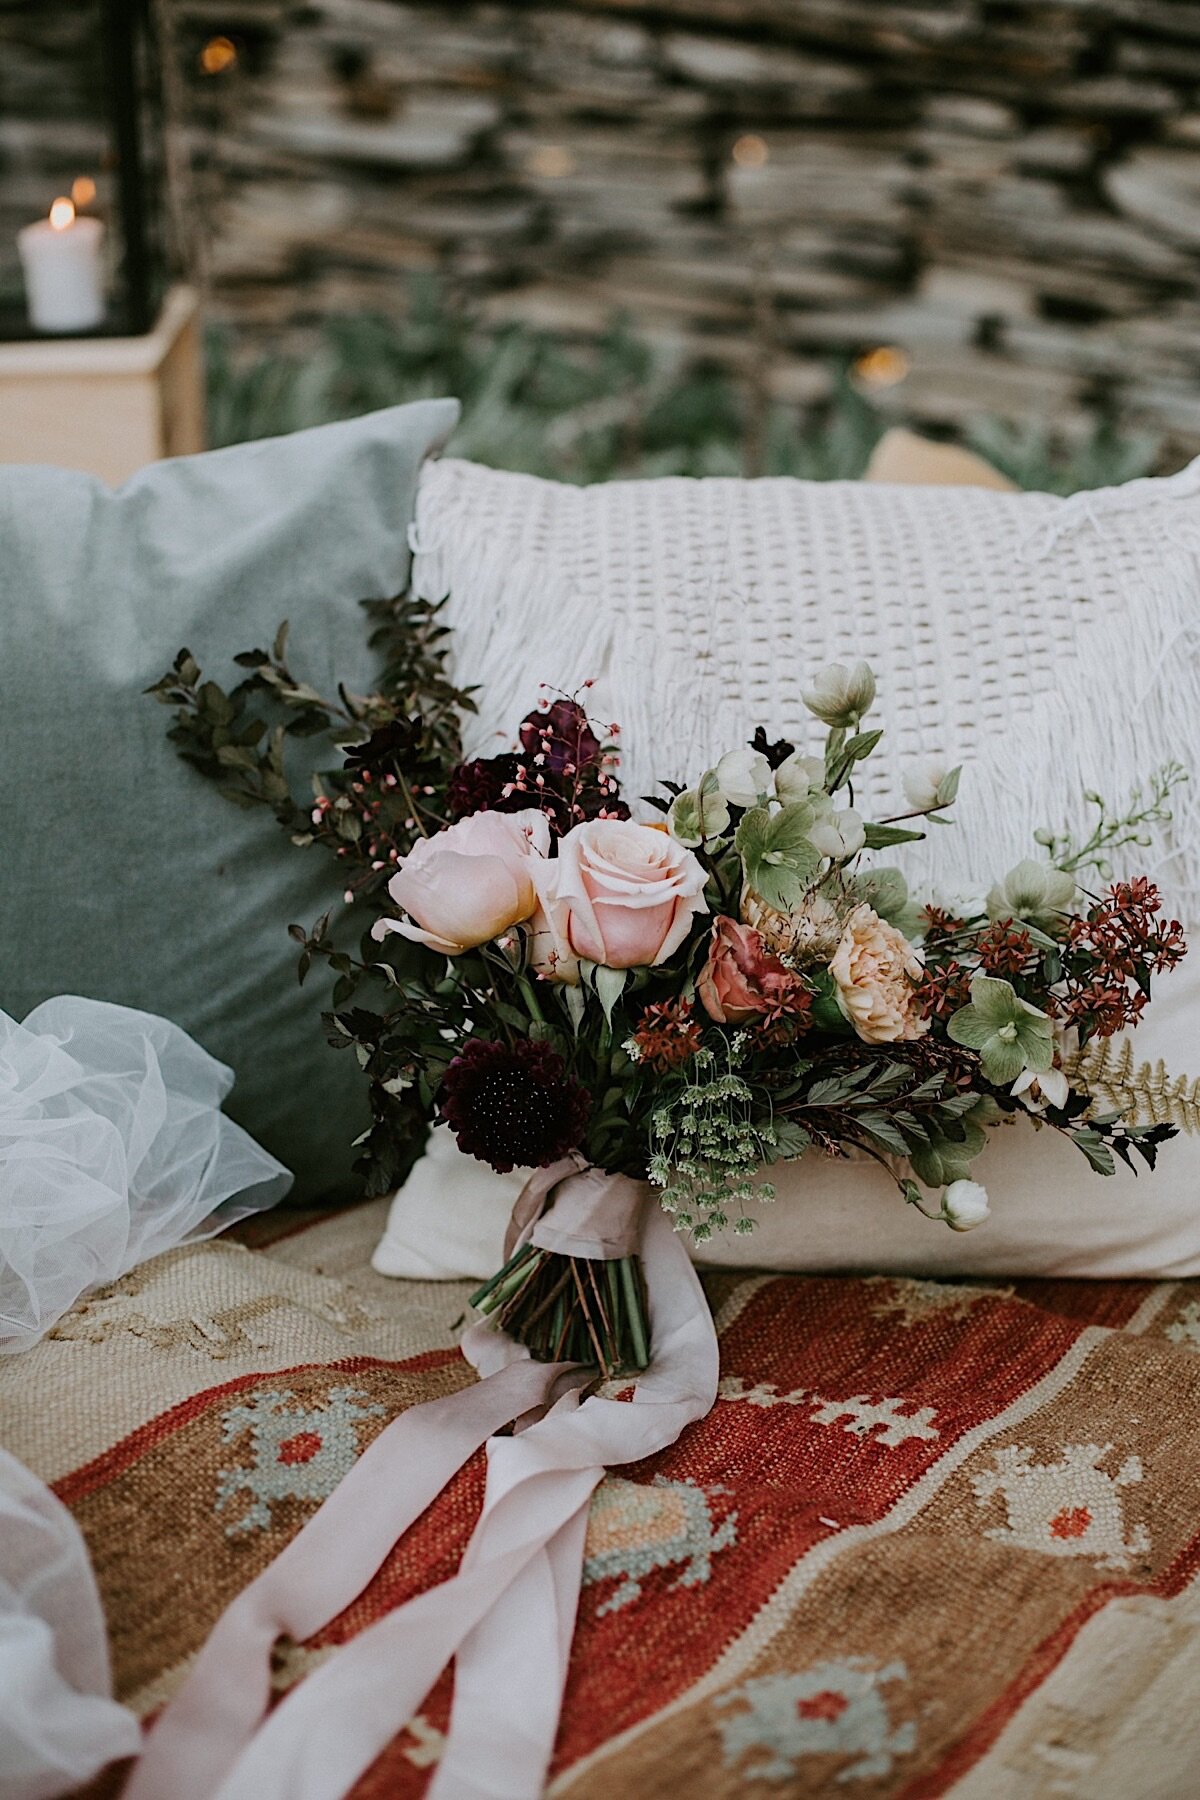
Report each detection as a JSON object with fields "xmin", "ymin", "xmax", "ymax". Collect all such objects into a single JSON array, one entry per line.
[
  {"xmin": 373, "ymin": 809, "xmax": 550, "ymax": 955},
  {"xmin": 531, "ymin": 819, "xmax": 707, "ymax": 972},
  {"xmin": 698, "ymin": 915, "xmax": 808, "ymax": 1025}
]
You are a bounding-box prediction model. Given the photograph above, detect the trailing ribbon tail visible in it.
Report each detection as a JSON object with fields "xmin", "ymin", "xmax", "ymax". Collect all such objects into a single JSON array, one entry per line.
[{"xmin": 124, "ymin": 1193, "xmax": 718, "ymax": 1800}]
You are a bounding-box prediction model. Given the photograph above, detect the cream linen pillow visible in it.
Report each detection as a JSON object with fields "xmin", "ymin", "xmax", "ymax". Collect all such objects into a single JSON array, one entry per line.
[{"xmin": 387, "ymin": 448, "xmax": 1200, "ymax": 1279}]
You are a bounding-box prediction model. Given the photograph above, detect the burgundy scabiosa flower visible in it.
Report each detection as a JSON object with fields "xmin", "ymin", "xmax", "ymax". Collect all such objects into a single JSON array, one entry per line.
[{"xmin": 439, "ymin": 1038, "xmax": 591, "ymax": 1173}]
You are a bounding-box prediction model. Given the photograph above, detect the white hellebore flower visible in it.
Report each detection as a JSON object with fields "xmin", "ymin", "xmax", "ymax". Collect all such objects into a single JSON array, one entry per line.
[
  {"xmin": 1011, "ymin": 1067, "xmax": 1070, "ymax": 1114},
  {"xmin": 987, "ymin": 858, "xmax": 1076, "ymax": 928},
  {"xmin": 715, "ymin": 748, "xmax": 771, "ymax": 809},
  {"xmin": 903, "ymin": 757, "xmax": 955, "ymax": 813},
  {"xmin": 801, "ymin": 660, "xmax": 876, "ymax": 729},
  {"xmin": 941, "ymin": 1179, "xmax": 991, "ymax": 1232},
  {"xmin": 774, "ymin": 751, "xmax": 827, "ymax": 806},
  {"xmin": 808, "ymin": 807, "xmax": 866, "ymax": 861},
  {"xmin": 925, "ymin": 882, "xmax": 986, "ymax": 923}
]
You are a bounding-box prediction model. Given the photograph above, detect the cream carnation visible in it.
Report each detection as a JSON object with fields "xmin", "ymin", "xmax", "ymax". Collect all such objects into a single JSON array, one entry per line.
[{"xmin": 829, "ymin": 902, "xmax": 928, "ymax": 1044}]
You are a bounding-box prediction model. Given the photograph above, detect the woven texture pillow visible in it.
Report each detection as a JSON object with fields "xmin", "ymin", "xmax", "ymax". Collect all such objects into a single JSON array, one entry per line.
[
  {"xmin": 412, "ymin": 456, "xmax": 1200, "ymax": 925},
  {"xmin": 0, "ymin": 400, "xmax": 457, "ymax": 1203},
  {"xmin": 401, "ymin": 455, "xmax": 1200, "ymax": 1276}
]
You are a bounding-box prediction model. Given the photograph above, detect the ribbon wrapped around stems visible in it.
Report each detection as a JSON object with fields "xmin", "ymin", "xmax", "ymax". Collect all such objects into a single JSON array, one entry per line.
[
  {"xmin": 472, "ymin": 1156, "xmax": 652, "ymax": 1375},
  {"xmin": 123, "ymin": 1165, "xmax": 718, "ymax": 1800}
]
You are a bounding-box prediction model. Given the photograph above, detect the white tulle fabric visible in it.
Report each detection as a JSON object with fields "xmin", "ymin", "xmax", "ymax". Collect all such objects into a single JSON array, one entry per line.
[
  {"xmin": 0, "ymin": 1447, "xmax": 142, "ymax": 1799},
  {"xmin": 0, "ymin": 996, "xmax": 292, "ymax": 1353}
]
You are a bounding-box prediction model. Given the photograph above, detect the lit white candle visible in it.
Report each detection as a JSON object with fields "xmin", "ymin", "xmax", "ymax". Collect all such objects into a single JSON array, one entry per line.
[{"xmin": 17, "ymin": 197, "xmax": 105, "ymax": 334}]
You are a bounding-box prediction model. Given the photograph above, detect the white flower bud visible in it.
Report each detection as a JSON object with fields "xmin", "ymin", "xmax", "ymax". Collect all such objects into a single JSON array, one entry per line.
[
  {"xmin": 774, "ymin": 751, "xmax": 827, "ymax": 805},
  {"xmin": 715, "ymin": 748, "xmax": 771, "ymax": 809},
  {"xmin": 941, "ymin": 1179, "xmax": 990, "ymax": 1231},
  {"xmin": 808, "ymin": 807, "xmax": 866, "ymax": 861},
  {"xmin": 902, "ymin": 757, "xmax": 951, "ymax": 813},
  {"xmin": 801, "ymin": 660, "xmax": 876, "ymax": 728}
]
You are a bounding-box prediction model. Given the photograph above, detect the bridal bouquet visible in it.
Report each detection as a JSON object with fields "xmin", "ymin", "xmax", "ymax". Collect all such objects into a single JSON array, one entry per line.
[{"xmin": 152, "ymin": 597, "xmax": 1187, "ymax": 1376}]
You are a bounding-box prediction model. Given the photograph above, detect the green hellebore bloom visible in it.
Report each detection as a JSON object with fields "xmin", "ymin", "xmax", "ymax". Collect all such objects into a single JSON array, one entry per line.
[
  {"xmin": 668, "ymin": 771, "xmax": 731, "ymax": 847},
  {"xmin": 986, "ymin": 858, "xmax": 1076, "ymax": 929},
  {"xmin": 947, "ymin": 974, "xmax": 1055, "ymax": 1086}
]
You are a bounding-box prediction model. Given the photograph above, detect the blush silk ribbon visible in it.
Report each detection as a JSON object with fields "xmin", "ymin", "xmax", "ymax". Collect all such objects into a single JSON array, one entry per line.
[{"xmin": 123, "ymin": 1167, "xmax": 719, "ymax": 1800}]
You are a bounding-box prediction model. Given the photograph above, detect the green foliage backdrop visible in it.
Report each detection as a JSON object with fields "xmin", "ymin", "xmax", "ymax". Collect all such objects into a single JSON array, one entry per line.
[{"xmin": 207, "ymin": 280, "xmax": 1163, "ymax": 496}]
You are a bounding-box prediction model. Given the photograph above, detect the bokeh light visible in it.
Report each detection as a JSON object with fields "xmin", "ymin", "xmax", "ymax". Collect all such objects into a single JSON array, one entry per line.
[{"xmin": 200, "ymin": 36, "xmax": 238, "ymax": 75}]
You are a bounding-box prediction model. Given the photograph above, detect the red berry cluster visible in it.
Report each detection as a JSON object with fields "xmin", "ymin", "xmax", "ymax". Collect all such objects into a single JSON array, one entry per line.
[
  {"xmin": 976, "ymin": 920, "xmax": 1038, "ymax": 977},
  {"xmin": 920, "ymin": 905, "xmax": 966, "ymax": 942},
  {"xmin": 632, "ymin": 998, "xmax": 705, "ymax": 1073},
  {"xmin": 1055, "ymin": 878, "xmax": 1186, "ymax": 1038},
  {"xmin": 915, "ymin": 958, "xmax": 973, "ymax": 1022}
]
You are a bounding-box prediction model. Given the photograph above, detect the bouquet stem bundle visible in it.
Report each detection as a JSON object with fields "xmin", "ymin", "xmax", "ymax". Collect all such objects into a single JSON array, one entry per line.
[{"xmin": 470, "ymin": 1244, "xmax": 649, "ymax": 1378}]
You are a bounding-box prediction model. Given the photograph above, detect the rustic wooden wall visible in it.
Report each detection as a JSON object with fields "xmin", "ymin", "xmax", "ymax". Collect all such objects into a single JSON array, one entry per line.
[{"xmin": 5, "ymin": 1, "xmax": 1200, "ymax": 450}]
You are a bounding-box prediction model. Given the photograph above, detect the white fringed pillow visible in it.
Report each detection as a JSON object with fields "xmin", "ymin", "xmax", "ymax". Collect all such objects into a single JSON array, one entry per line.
[
  {"xmin": 395, "ymin": 456, "xmax": 1200, "ymax": 1279},
  {"xmin": 413, "ymin": 456, "xmax": 1200, "ymax": 919}
]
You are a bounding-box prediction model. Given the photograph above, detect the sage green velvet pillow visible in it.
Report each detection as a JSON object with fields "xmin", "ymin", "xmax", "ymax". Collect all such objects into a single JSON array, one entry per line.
[{"xmin": 0, "ymin": 399, "xmax": 459, "ymax": 1201}]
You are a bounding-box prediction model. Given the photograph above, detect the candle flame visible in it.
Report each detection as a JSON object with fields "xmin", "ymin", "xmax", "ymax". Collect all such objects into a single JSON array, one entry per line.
[{"xmin": 49, "ymin": 197, "xmax": 76, "ymax": 231}]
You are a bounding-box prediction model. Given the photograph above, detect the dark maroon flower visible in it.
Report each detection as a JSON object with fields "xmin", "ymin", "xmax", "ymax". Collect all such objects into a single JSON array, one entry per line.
[
  {"xmin": 750, "ymin": 726, "xmax": 795, "ymax": 771},
  {"xmin": 344, "ymin": 715, "xmax": 434, "ymax": 780},
  {"xmin": 519, "ymin": 699, "xmax": 601, "ymax": 778},
  {"xmin": 439, "ymin": 1038, "xmax": 591, "ymax": 1173},
  {"xmin": 446, "ymin": 754, "xmax": 529, "ymax": 819}
]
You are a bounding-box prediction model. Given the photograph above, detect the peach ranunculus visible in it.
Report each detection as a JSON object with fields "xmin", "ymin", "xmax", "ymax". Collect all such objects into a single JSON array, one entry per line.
[
  {"xmin": 373, "ymin": 809, "xmax": 550, "ymax": 955},
  {"xmin": 531, "ymin": 818, "xmax": 708, "ymax": 974},
  {"xmin": 698, "ymin": 916, "xmax": 808, "ymax": 1025},
  {"xmin": 829, "ymin": 902, "xmax": 929, "ymax": 1044}
]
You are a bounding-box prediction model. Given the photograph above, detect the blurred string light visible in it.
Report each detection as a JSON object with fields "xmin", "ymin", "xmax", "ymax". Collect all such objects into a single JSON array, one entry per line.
[
  {"xmin": 200, "ymin": 35, "xmax": 238, "ymax": 75},
  {"xmin": 71, "ymin": 175, "xmax": 97, "ymax": 209},
  {"xmin": 853, "ymin": 346, "xmax": 911, "ymax": 389},
  {"xmin": 526, "ymin": 144, "xmax": 575, "ymax": 179},
  {"xmin": 731, "ymin": 134, "xmax": 769, "ymax": 168}
]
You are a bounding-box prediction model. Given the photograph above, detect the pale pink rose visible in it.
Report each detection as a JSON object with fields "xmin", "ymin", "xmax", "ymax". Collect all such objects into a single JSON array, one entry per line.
[
  {"xmin": 829, "ymin": 902, "xmax": 929, "ymax": 1044},
  {"xmin": 373, "ymin": 809, "xmax": 550, "ymax": 955},
  {"xmin": 533, "ymin": 819, "xmax": 708, "ymax": 971},
  {"xmin": 526, "ymin": 898, "xmax": 580, "ymax": 986}
]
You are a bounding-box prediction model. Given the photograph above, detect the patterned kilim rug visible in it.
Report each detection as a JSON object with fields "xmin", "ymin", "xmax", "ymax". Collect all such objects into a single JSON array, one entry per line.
[{"xmin": 7, "ymin": 1200, "xmax": 1200, "ymax": 1798}]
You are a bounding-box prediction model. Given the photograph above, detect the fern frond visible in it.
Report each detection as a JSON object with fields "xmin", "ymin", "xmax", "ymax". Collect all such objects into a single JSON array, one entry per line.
[{"xmin": 1067, "ymin": 1036, "xmax": 1200, "ymax": 1133}]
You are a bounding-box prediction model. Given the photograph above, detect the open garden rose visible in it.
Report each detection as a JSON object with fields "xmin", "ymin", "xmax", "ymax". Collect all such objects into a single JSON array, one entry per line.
[
  {"xmin": 373, "ymin": 808, "xmax": 550, "ymax": 954},
  {"xmin": 533, "ymin": 818, "xmax": 707, "ymax": 971},
  {"xmin": 698, "ymin": 916, "xmax": 808, "ymax": 1024},
  {"xmin": 830, "ymin": 901, "xmax": 929, "ymax": 1043}
]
